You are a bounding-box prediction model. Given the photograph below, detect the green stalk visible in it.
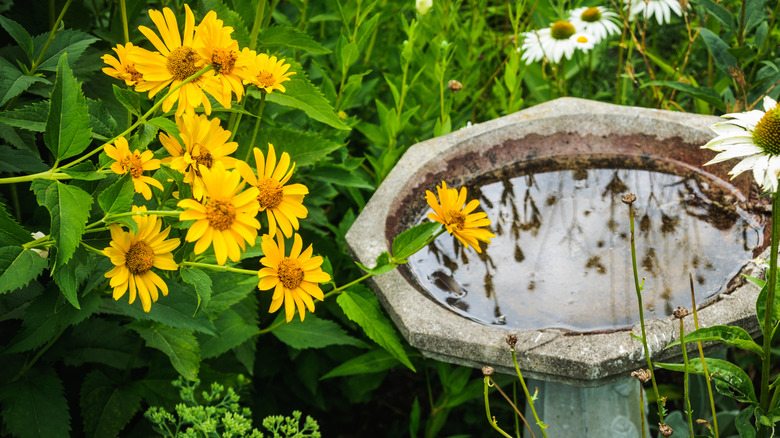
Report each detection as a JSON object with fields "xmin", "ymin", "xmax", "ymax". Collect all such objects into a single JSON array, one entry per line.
[
  {"xmin": 180, "ymin": 261, "xmax": 257, "ymax": 276},
  {"xmin": 483, "ymin": 376, "xmax": 515, "ymax": 438},
  {"xmin": 679, "ymin": 316, "xmax": 694, "ymax": 437},
  {"xmin": 244, "ymin": 91, "xmax": 267, "ymax": 162},
  {"xmin": 690, "ymin": 274, "xmax": 719, "ymax": 438},
  {"xmin": 626, "ymin": 196, "xmax": 665, "ymax": 423},
  {"xmin": 248, "ymin": 0, "xmax": 267, "ymax": 50},
  {"xmin": 511, "ymin": 348, "xmax": 548, "ymax": 437},
  {"xmin": 759, "ymin": 187, "xmax": 780, "ymax": 436},
  {"xmin": 638, "ymin": 381, "xmax": 646, "ymax": 438},
  {"xmin": 31, "ymin": 0, "xmax": 74, "ymax": 74}
]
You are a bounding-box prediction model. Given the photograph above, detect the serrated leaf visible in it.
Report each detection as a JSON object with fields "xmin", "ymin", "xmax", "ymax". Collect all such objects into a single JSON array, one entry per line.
[
  {"xmin": 52, "ymin": 247, "xmax": 92, "ymax": 309},
  {"xmin": 392, "ymin": 221, "xmax": 441, "ymax": 260},
  {"xmin": 62, "ymin": 319, "xmax": 140, "ymax": 369},
  {"xmin": 0, "ymin": 246, "xmax": 48, "ymax": 293},
  {"xmin": 0, "ymin": 201, "xmax": 33, "ymax": 247},
  {"xmin": 0, "ymin": 367, "xmax": 70, "ymax": 438},
  {"xmin": 198, "ymin": 308, "xmax": 259, "ymax": 359},
  {"xmin": 207, "ymin": 273, "xmax": 257, "ymax": 314},
  {"xmin": 307, "ymin": 165, "xmax": 373, "ymax": 189},
  {"xmin": 254, "ymin": 127, "xmax": 343, "ymax": 167},
  {"xmin": 257, "ymin": 25, "xmax": 331, "ymax": 54},
  {"xmin": 259, "ymin": 65, "xmax": 349, "ymax": 130},
  {"xmin": 700, "ymin": 28, "xmax": 737, "ymax": 72},
  {"xmin": 31, "ymin": 179, "xmax": 92, "ymax": 269},
  {"xmin": 43, "ymin": 54, "xmax": 93, "ymax": 161},
  {"xmin": 33, "ymin": 29, "xmax": 99, "ymax": 71},
  {"xmin": 272, "ymin": 313, "xmax": 369, "ymax": 349},
  {"xmin": 0, "ymin": 63, "xmax": 49, "ymax": 106},
  {"xmin": 321, "ymin": 348, "xmax": 399, "ymax": 379},
  {"xmin": 0, "ymin": 146, "xmax": 47, "ymax": 173},
  {"xmin": 87, "ymin": 98, "xmax": 118, "ymax": 139},
  {"xmin": 147, "ymin": 116, "xmax": 181, "ymax": 143},
  {"xmin": 80, "ymin": 370, "xmax": 142, "ymax": 438},
  {"xmin": 0, "ymin": 15, "xmax": 34, "ymax": 61},
  {"xmin": 0, "ymin": 99, "xmax": 49, "ymax": 132},
  {"xmin": 337, "ymin": 285, "xmax": 415, "ymax": 371},
  {"xmin": 666, "ymin": 325, "xmax": 763, "ymax": 356},
  {"xmin": 112, "ymin": 84, "xmax": 140, "ymax": 116},
  {"xmin": 97, "ymin": 174, "xmax": 134, "ymax": 216},
  {"xmin": 180, "ymin": 267, "xmax": 212, "ymax": 314},
  {"xmin": 354, "ymin": 251, "xmax": 395, "ymax": 275},
  {"xmin": 129, "ymin": 321, "xmax": 200, "ymax": 381}
]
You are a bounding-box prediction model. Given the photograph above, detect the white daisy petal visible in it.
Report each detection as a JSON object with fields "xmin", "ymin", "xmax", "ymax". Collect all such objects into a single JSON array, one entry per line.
[
  {"xmin": 752, "ymin": 154, "xmax": 771, "ymax": 187},
  {"xmin": 763, "ymin": 96, "xmax": 777, "ymax": 112},
  {"xmin": 727, "ymin": 154, "xmax": 762, "ymax": 177}
]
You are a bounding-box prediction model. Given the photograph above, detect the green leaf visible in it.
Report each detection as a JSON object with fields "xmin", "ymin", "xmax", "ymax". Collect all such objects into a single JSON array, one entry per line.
[
  {"xmin": 80, "ymin": 370, "xmax": 142, "ymax": 438},
  {"xmin": 320, "ymin": 348, "xmax": 400, "ymax": 379},
  {"xmin": 307, "ymin": 165, "xmax": 374, "ymax": 189},
  {"xmin": 756, "ymin": 280, "xmax": 780, "ymax": 334},
  {"xmin": 392, "ymin": 221, "xmax": 441, "ymax": 261},
  {"xmin": 744, "ymin": 0, "xmax": 767, "ymax": 33},
  {"xmin": 98, "ymin": 174, "xmax": 134, "ymax": 217},
  {"xmin": 0, "ymin": 15, "xmax": 34, "ymax": 61},
  {"xmin": 52, "ymin": 247, "xmax": 92, "ymax": 309},
  {"xmin": 31, "ymin": 179, "xmax": 92, "ymax": 269},
  {"xmin": 129, "ymin": 321, "xmax": 200, "ymax": 381},
  {"xmin": 33, "ymin": 29, "xmax": 99, "ymax": 71},
  {"xmin": 87, "ymin": 98, "xmax": 118, "ymax": 139},
  {"xmin": 656, "ymin": 358, "xmax": 757, "ymax": 404},
  {"xmin": 354, "ymin": 251, "xmax": 396, "ymax": 275},
  {"xmin": 0, "ymin": 146, "xmax": 47, "ymax": 173},
  {"xmin": 0, "ymin": 246, "xmax": 48, "ymax": 294},
  {"xmin": 272, "ymin": 313, "xmax": 369, "ymax": 349},
  {"xmin": 642, "ymin": 80, "xmax": 726, "ymax": 112},
  {"xmin": 665, "ymin": 325, "xmax": 763, "ymax": 357},
  {"xmin": 62, "ymin": 319, "xmax": 140, "ymax": 369},
  {"xmin": 0, "ymin": 63, "xmax": 49, "ymax": 106},
  {"xmin": 112, "ymin": 84, "xmax": 140, "ymax": 116},
  {"xmin": 254, "ymin": 127, "xmax": 343, "ymax": 168},
  {"xmin": 337, "ymin": 285, "xmax": 415, "ymax": 371},
  {"xmin": 699, "ymin": 28, "xmax": 738, "ymax": 72},
  {"xmin": 696, "ymin": 0, "xmax": 736, "ymax": 31},
  {"xmin": 735, "ymin": 407, "xmax": 756, "ymax": 438},
  {"xmin": 180, "ymin": 267, "xmax": 212, "ymax": 314},
  {"xmin": 257, "ymin": 25, "xmax": 330, "ymax": 54},
  {"xmin": 43, "ymin": 53, "xmax": 93, "ymax": 161},
  {"xmin": 60, "ymin": 162, "xmax": 106, "ymax": 180},
  {"xmin": 0, "ymin": 367, "xmax": 70, "ymax": 438},
  {"xmin": 147, "ymin": 116, "xmax": 182, "ymax": 143},
  {"xmin": 0, "ymin": 99, "xmax": 49, "ymax": 132},
  {"xmin": 260, "ymin": 67, "xmax": 350, "ymax": 130},
  {"xmin": 0, "ymin": 201, "xmax": 33, "ymax": 247},
  {"xmin": 206, "ymin": 273, "xmax": 259, "ymax": 315},
  {"xmin": 198, "ymin": 308, "xmax": 259, "ymax": 359}
]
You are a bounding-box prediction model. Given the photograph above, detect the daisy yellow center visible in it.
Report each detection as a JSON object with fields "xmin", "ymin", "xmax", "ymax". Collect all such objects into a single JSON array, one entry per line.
[
  {"xmin": 257, "ymin": 71, "xmax": 275, "ymax": 88},
  {"xmin": 125, "ymin": 240, "xmax": 155, "ymax": 274},
  {"xmin": 753, "ymin": 107, "xmax": 780, "ymax": 155},
  {"xmin": 206, "ymin": 200, "xmax": 236, "ymax": 231},
  {"xmin": 167, "ymin": 46, "xmax": 201, "ymax": 81},
  {"xmin": 126, "ymin": 64, "xmax": 143, "ymax": 83},
  {"xmin": 278, "ymin": 257, "xmax": 304, "ymax": 289},
  {"xmin": 193, "ymin": 148, "xmax": 214, "ymax": 175},
  {"xmin": 577, "ymin": 35, "xmax": 589, "ymax": 43},
  {"xmin": 581, "ymin": 7, "xmax": 602, "ymax": 22},
  {"xmin": 256, "ymin": 178, "xmax": 284, "ymax": 209},
  {"xmin": 550, "ymin": 21, "xmax": 576, "ymax": 40},
  {"xmin": 212, "ymin": 49, "xmax": 237, "ymax": 75},
  {"xmin": 449, "ymin": 210, "xmax": 466, "ymax": 229},
  {"xmin": 120, "ymin": 154, "xmax": 145, "ymax": 178}
]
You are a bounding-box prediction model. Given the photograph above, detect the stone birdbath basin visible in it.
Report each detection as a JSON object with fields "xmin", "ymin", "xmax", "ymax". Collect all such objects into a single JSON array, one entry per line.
[{"xmin": 345, "ymin": 98, "xmax": 768, "ymax": 436}]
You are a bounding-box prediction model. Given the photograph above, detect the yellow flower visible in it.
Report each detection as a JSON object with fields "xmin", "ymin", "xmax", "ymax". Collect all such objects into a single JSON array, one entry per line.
[
  {"xmin": 131, "ymin": 5, "xmax": 213, "ymax": 116},
  {"xmin": 101, "ymin": 42, "xmax": 144, "ymax": 86},
  {"xmin": 105, "ymin": 137, "xmax": 163, "ymax": 200},
  {"xmin": 159, "ymin": 113, "xmax": 238, "ymax": 200},
  {"xmin": 178, "ymin": 161, "xmax": 260, "ymax": 265},
  {"xmin": 103, "ymin": 206, "xmax": 180, "ymax": 312},
  {"xmin": 240, "ymin": 50, "xmax": 295, "ymax": 93},
  {"xmin": 194, "ymin": 11, "xmax": 253, "ymax": 109},
  {"xmin": 426, "ymin": 181, "xmax": 495, "ymax": 253},
  {"xmin": 236, "ymin": 144, "xmax": 308, "ymax": 238},
  {"xmin": 257, "ymin": 232, "xmax": 331, "ymax": 322}
]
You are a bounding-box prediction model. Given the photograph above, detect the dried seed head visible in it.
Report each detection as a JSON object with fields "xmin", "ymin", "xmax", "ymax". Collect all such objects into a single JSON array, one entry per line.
[
  {"xmin": 630, "ymin": 369, "xmax": 651, "ymax": 383},
  {"xmin": 506, "ymin": 334, "xmax": 518, "ymax": 348},
  {"xmin": 621, "ymin": 193, "xmax": 637, "ymax": 205},
  {"xmin": 448, "ymin": 79, "xmax": 463, "ymax": 92},
  {"xmin": 673, "ymin": 306, "xmax": 689, "ymax": 319},
  {"xmin": 482, "ymin": 366, "xmax": 494, "ymax": 376},
  {"xmin": 659, "ymin": 423, "xmax": 673, "ymax": 437}
]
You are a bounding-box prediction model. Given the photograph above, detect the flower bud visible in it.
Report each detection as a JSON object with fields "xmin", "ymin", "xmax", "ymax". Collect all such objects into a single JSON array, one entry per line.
[
  {"xmin": 415, "ymin": 0, "xmax": 432, "ymax": 15},
  {"xmin": 448, "ymin": 80, "xmax": 462, "ymax": 92}
]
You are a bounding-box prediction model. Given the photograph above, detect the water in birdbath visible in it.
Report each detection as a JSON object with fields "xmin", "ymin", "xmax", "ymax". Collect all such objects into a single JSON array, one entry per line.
[{"xmin": 406, "ymin": 156, "xmax": 765, "ymax": 332}]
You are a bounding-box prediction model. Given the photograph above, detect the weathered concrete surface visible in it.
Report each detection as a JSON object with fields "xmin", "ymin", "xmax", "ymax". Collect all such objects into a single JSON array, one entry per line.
[{"xmin": 345, "ymin": 97, "xmax": 765, "ymax": 387}]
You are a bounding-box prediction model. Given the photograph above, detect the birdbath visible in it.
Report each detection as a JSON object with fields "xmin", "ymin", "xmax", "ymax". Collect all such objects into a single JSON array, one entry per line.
[{"xmin": 345, "ymin": 98, "xmax": 768, "ymax": 437}]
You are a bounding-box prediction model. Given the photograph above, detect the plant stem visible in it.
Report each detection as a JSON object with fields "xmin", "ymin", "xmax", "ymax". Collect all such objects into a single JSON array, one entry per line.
[
  {"xmin": 180, "ymin": 261, "xmax": 258, "ymax": 277},
  {"xmin": 511, "ymin": 348, "xmax": 548, "ymax": 437},
  {"xmin": 679, "ymin": 317, "xmax": 694, "ymax": 437},
  {"xmin": 759, "ymin": 187, "xmax": 780, "ymax": 434},
  {"xmin": 244, "ymin": 91, "xmax": 267, "ymax": 162},
  {"xmin": 248, "ymin": 0, "xmax": 266, "ymax": 50},
  {"xmin": 690, "ymin": 274, "xmax": 719, "ymax": 438},
  {"xmin": 483, "ymin": 377, "xmax": 515, "ymax": 438}
]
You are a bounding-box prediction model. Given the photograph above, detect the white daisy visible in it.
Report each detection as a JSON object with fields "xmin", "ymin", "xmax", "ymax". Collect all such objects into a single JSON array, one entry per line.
[
  {"xmin": 520, "ymin": 20, "xmax": 595, "ymax": 64},
  {"xmin": 572, "ymin": 32, "xmax": 596, "ymax": 52},
  {"xmin": 628, "ymin": 0, "xmax": 683, "ymax": 25},
  {"xmin": 568, "ymin": 6, "xmax": 621, "ymax": 43},
  {"xmin": 702, "ymin": 96, "xmax": 780, "ymax": 193}
]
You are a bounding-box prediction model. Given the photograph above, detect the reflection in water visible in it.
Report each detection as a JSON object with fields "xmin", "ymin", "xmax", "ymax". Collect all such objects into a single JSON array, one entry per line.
[{"xmin": 407, "ymin": 167, "xmax": 764, "ymax": 331}]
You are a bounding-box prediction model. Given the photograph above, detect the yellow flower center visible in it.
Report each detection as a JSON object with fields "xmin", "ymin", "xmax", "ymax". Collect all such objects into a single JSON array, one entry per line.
[
  {"xmin": 256, "ymin": 177, "xmax": 284, "ymax": 209},
  {"xmin": 257, "ymin": 71, "xmax": 275, "ymax": 89},
  {"xmin": 449, "ymin": 210, "xmax": 466, "ymax": 229},
  {"xmin": 206, "ymin": 200, "xmax": 236, "ymax": 231},
  {"xmin": 550, "ymin": 21, "xmax": 576, "ymax": 40},
  {"xmin": 278, "ymin": 257, "xmax": 304, "ymax": 289},
  {"xmin": 126, "ymin": 64, "xmax": 143, "ymax": 83},
  {"xmin": 192, "ymin": 148, "xmax": 214, "ymax": 176},
  {"xmin": 125, "ymin": 240, "xmax": 155, "ymax": 274},
  {"xmin": 577, "ymin": 35, "xmax": 589, "ymax": 43},
  {"xmin": 753, "ymin": 106, "xmax": 780, "ymax": 155},
  {"xmin": 211, "ymin": 49, "xmax": 237, "ymax": 75},
  {"xmin": 167, "ymin": 46, "xmax": 201, "ymax": 80},
  {"xmin": 120, "ymin": 153, "xmax": 145, "ymax": 178},
  {"xmin": 581, "ymin": 7, "xmax": 602, "ymax": 22}
]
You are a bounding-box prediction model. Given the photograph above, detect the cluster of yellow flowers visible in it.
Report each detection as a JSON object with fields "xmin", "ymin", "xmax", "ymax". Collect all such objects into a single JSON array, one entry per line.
[{"xmin": 99, "ymin": 6, "xmax": 328, "ymax": 323}]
